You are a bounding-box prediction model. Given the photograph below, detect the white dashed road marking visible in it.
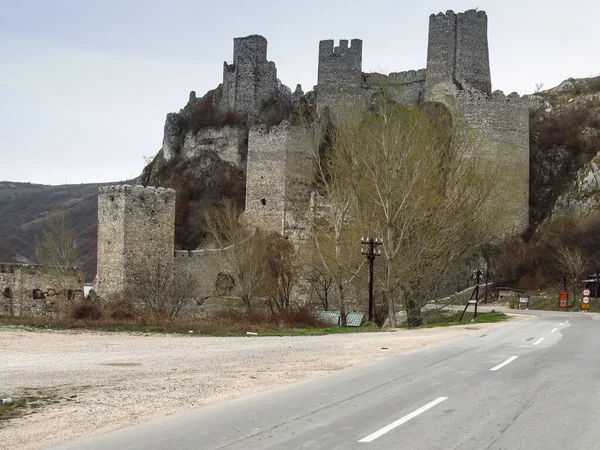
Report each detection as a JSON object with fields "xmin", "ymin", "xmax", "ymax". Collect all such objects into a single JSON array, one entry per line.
[
  {"xmin": 358, "ymin": 397, "xmax": 448, "ymax": 443},
  {"xmin": 490, "ymin": 356, "xmax": 518, "ymax": 372}
]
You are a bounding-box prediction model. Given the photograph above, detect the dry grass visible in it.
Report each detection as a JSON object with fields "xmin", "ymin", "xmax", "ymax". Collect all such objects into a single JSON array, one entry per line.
[{"xmin": 0, "ymin": 306, "xmax": 333, "ymax": 336}]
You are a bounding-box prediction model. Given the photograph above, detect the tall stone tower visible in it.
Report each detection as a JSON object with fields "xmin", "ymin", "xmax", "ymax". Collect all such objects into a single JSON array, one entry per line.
[
  {"xmin": 222, "ymin": 35, "xmax": 278, "ymax": 120},
  {"xmin": 316, "ymin": 39, "xmax": 363, "ymax": 112},
  {"xmin": 425, "ymin": 10, "xmax": 492, "ymax": 105},
  {"xmin": 95, "ymin": 185, "xmax": 176, "ymax": 298},
  {"xmin": 244, "ymin": 122, "xmax": 314, "ymax": 242}
]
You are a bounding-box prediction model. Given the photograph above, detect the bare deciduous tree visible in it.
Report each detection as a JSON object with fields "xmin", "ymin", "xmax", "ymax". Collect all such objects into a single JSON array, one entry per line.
[
  {"xmin": 265, "ymin": 232, "xmax": 297, "ymax": 309},
  {"xmin": 129, "ymin": 260, "xmax": 199, "ymax": 321},
  {"xmin": 318, "ymin": 93, "xmax": 511, "ymax": 327},
  {"xmin": 205, "ymin": 199, "xmax": 270, "ymax": 311},
  {"xmin": 35, "ymin": 205, "xmax": 79, "ymax": 300},
  {"xmin": 311, "ymin": 111, "xmax": 366, "ymax": 326},
  {"xmin": 307, "ymin": 265, "xmax": 335, "ymax": 310},
  {"xmin": 555, "ymin": 246, "xmax": 587, "ymax": 308}
]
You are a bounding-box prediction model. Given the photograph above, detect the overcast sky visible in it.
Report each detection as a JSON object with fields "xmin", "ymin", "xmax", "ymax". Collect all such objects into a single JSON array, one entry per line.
[{"xmin": 1, "ymin": 0, "xmax": 598, "ymax": 185}]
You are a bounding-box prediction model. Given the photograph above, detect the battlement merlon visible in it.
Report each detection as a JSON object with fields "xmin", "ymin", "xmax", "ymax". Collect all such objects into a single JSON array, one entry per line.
[
  {"xmin": 319, "ymin": 39, "xmax": 363, "ymax": 60},
  {"xmin": 389, "ymin": 69, "xmax": 427, "ymax": 85}
]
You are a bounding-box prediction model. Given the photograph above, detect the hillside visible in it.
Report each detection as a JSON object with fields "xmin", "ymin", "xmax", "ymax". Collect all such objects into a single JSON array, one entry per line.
[
  {"xmin": 529, "ymin": 76, "xmax": 600, "ymax": 229},
  {"xmin": 0, "ymin": 181, "xmax": 119, "ymax": 282}
]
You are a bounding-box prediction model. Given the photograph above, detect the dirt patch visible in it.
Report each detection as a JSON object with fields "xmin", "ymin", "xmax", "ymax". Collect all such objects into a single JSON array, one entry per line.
[{"xmin": 0, "ymin": 323, "xmax": 500, "ymax": 449}]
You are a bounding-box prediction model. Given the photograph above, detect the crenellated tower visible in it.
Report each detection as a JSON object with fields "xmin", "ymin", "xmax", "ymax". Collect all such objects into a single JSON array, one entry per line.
[
  {"xmin": 316, "ymin": 39, "xmax": 363, "ymax": 112},
  {"xmin": 221, "ymin": 35, "xmax": 278, "ymax": 120}
]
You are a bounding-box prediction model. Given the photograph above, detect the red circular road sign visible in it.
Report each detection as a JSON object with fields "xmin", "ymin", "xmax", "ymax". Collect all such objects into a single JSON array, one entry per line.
[
  {"xmin": 583, "ymin": 297, "xmax": 590, "ymax": 304},
  {"xmin": 583, "ymin": 289, "xmax": 591, "ymax": 296}
]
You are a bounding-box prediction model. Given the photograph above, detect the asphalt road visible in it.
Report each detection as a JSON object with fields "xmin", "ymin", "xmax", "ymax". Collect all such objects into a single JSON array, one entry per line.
[{"xmin": 51, "ymin": 310, "xmax": 600, "ymax": 450}]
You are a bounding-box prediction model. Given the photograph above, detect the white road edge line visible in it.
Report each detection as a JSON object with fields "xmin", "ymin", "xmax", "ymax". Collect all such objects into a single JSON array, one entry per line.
[
  {"xmin": 551, "ymin": 328, "xmax": 558, "ymax": 333},
  {"xmin": 490, "ymin": 356, "xmax": 518, "ymax": 371},
  {"xmin": 358, "ymin": 397, "xmax": 448, "ymax": 443},
  {"xmin": 560, "ymin": 322, "xmax": 565, "ymax": 326},
  {"xmin": 533, "ymin": 338, "xmax": 544, "ymax": 346}
]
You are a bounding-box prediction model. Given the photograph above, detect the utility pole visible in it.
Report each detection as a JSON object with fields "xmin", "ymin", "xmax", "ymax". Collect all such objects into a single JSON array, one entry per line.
[
  {"xmin": 459, "ymin": 268, "xmax": 483, "ymax": 321},
  {"xmin": 474, "ymin": 269, "xmax": 481, "ymax": 319},
  {"xmin": 361, "ymin": 236, "xmax": 383, "ymax": 322}
]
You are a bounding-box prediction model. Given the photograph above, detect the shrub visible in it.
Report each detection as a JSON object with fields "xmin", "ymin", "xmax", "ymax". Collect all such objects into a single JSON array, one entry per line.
[
  {"xmin": 187, "ymin": 100, "xmax": 244, "ymax": 133},
  {"xmin": 72, "ymin": 301, "xmax": 102, "ymax": 320}
]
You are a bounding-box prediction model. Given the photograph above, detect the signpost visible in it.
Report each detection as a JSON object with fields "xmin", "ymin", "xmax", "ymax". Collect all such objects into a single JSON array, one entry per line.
[
  {"xmin": 518, "ymin": 297, "xmax": 529, "ymax": 310},
  {"xmin": 582, "ymin": 289, "xmax": 591, "ymax": 310},
  {"xmin": 559, "ymin": 291, "xmax": 569, "ymax": 310}
]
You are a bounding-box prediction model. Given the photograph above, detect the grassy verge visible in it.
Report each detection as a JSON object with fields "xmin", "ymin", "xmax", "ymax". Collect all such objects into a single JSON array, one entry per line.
[
  {"xmin": 0, "ymin": 388, "xmax": 70, "ymax": 425},
  {"xmin": 400, "ymin": 311, "xmax": 509, "ymax": 329},
  {"xmin": 526, "ymin": 295, "xmax": 600, "ymax": 312},
  {"xmin": 0, "ymin": 310, "xmax": 508, "ymax": 337},
  {"xmin": 258, "ymin": 323, "xmax": 383, "ymax": 336}
]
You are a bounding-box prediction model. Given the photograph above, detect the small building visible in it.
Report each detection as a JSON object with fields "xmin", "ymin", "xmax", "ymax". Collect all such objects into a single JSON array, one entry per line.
[
  {"xmin": 496, "ymin": 287, "xmax": 525, "ymax": 302},
  {"xmin": 0, "ymin": 263, "xmax": 84, "ymax": 317}
]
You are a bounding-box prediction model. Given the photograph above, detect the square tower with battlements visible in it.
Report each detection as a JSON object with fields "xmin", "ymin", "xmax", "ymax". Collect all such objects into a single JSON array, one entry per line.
[{"xmin": 316, "ymin": 39, "xmax": 363, "ymax": 113}]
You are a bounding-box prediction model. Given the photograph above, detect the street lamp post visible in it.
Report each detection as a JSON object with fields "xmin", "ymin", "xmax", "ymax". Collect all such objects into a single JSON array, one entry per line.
[{"xmin": 361, "ymin": 236, "xmax": 383, "ymax": 322}]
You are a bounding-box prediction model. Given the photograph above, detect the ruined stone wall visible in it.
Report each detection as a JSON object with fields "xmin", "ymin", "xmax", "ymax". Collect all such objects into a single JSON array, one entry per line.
[
  {"xmin": 387, "ymin": 69, "xmax": 427, "ymax": 105},
  {"xmin": 222, "ymin": 35, "xmax": 278, "ymax": 120},
  {"xmin": 95, "ymin": 185, "xmax": 176, "ymax": 298},
  {"xmin": 0, "ymin": 263, "xmax": 83, "ymax": 317},
  {"xmin": 455, "ymin": 91, "xmax": 530, "ymax": 232},
  {"xmin": 245, "ymin": 122, "xmax": 314, "ymax": 241},
  {"xmin": 316, "ymin": 39, "xmax": 363, "ymax": 113}
]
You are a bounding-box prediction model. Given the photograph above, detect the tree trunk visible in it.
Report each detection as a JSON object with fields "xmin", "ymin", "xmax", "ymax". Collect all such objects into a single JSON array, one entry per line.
[
  {"xmin": 406, "ymin": 297, "xmax": 422, "ymax": 328},
  {"xmin": 339, "ymin": 284, "xmax": 347, "ymax": 327},
  {"xmin": 386, "ymin": 227, "xmax": 397, "ymax": 328}
]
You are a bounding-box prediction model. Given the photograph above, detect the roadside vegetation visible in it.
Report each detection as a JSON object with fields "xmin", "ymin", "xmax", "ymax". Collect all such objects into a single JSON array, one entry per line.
[
  {"xmin": 0, "ymin": 388, "xmax": 71, "ymax": 425},
  {"xmin": 0, "ymin": 306, "xmax": 507, "ymax": 336}
]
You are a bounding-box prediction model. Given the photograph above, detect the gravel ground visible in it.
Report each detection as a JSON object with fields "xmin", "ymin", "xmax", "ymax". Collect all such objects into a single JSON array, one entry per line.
[{"xmin": 1, "ymin": 323, "xmax": 502, "ymax": 449}]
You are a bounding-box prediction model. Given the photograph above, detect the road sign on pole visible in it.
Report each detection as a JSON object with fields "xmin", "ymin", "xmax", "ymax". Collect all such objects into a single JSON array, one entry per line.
[
  {"xmin": 582, "ymin": 289, "xmax": 591, "ymax": 310},
  {"xmin": 559, "ymin": 291, "xmax": 569, "ymax": 309}
]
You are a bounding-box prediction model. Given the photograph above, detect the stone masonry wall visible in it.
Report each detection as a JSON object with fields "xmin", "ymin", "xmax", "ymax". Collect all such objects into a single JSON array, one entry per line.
[
  {"xmin": 387, "ymin": 69, "xmax": 427, "ymax": 105},
  {"xmin": 455, "ymin": 91, "xmax": 530, "ymax": 232},
  {"xmin": 0, "ymin": 263, "xmax": 83, "ymax": 317},
  {"xmin": 95, "ymin": 185, "xmax": 176, "ymax": 298}
]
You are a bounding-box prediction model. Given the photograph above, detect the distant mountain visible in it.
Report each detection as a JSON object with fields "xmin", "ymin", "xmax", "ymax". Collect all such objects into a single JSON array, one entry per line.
[{"xmin": 0, "ymin": 181, "xmax": 131, "ymax": 282}]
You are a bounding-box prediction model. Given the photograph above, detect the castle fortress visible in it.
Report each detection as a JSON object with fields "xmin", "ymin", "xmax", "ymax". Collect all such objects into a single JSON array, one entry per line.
[{"xmin": 94, "ymin": 9, "xmax": 532, "ymax": 300}]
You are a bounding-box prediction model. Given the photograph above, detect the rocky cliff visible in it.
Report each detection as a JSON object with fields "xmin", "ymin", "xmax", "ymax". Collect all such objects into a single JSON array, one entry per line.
[
  {"xmin": 139, "ymin": 82, "xmax": 312, "ymax": 250},
  {"xmin": 529, "ymin": 76, "xmax": 600, "ymax": 229}
]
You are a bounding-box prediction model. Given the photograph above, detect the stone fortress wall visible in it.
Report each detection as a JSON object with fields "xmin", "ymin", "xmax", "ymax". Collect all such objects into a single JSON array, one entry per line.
[
  {"xmin": 93, "ymin": 8, "xmax": 532, "ymax": 303},
  {"xmin": 0, "ymin": 263, "xmax": 83, "ymax": 317}
]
